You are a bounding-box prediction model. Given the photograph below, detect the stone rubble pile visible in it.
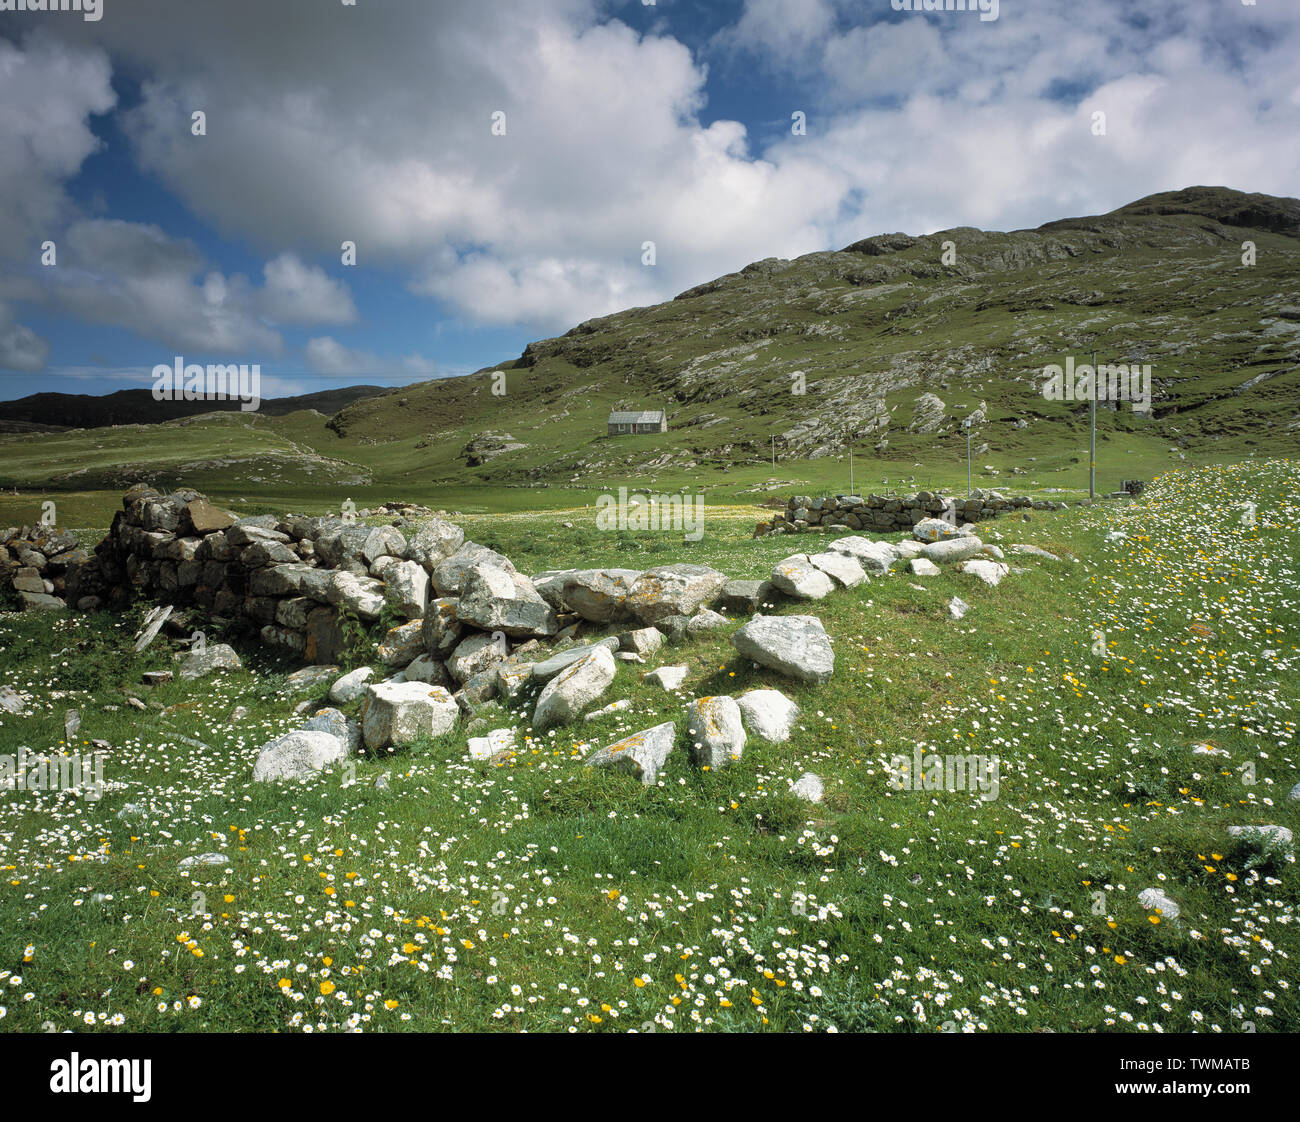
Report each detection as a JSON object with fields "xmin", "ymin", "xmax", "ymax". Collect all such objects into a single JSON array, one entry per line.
[
  {"xmin": 8, "ymin": 485, "xmax": 1060, "ymax": 799},
  {"xmin": 0, "ymin": 523, "xmax": 91, "ymax": 610}
]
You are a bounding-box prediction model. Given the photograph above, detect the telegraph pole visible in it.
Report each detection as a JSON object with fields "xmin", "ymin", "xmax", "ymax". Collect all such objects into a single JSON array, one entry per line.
[
  {"xmin": 965, "ymin": 415, "xmax": 972, "ymax": 497},
  {"xmin": 1089, "ymin": 348, "xmax": 1097, "ymax": 501},
  {"xmin": 771, "ymin": 435, "xmax": 775, "ymax": 473}
]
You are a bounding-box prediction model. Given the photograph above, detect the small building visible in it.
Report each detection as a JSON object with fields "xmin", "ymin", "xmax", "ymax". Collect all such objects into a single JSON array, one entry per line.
[{"xmin": 607, "ymin": 409, "xmax": 667, "ymax": 435}]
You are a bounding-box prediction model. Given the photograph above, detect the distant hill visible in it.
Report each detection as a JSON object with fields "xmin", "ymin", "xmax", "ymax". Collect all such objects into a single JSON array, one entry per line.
[
  {"xmin": 1, "ymin": 186, "xmax": 1297, "ymax": 504},
  {"xmin": 0, "ymin": 384, "xmax": 393, "ymax": 430},
  {"xmin": 318, "ymin": 185, "xmax": 1300, "ymax": 485}
]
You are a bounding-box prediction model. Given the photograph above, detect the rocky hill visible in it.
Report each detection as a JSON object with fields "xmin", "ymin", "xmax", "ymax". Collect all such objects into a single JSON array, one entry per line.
[{"xmin": 320, "ymin": 186, "xmax": 1300, "ymax": 485}]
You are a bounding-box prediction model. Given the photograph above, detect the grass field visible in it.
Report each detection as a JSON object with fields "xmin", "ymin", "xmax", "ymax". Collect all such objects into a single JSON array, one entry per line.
[{"xmin": 0, "ymin": 457, "xmax": 1295, "ymax": 1032}]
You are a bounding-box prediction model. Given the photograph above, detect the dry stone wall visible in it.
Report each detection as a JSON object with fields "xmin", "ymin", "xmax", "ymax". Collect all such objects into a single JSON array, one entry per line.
[
  {"xmin": 54, "ymin": 484, "xmax": 468, "ymax": 668},
  {"xmin": 762, "ymin": 489, "xmax": 1065, "ymax": 534}
]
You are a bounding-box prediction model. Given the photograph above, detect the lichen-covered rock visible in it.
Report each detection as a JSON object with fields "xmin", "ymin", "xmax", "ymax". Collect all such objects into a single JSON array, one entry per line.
[
  {"xmin": 446, "ymin": 631, "xmax": 509, "ymax": 683},
  {"xmin": 360, "ymin": 682, "xmax": 459, "ymax": 750},
  {"xmin": 384, "ymin": 560, "xmax": 430, "ymax": 619},
  {"xmin": 736, "ymin": 688, "xmax": 801, "ymax": 742},
  {"xmin": 533, "ymin": 646, "xmax": 616, "ymax": 730},
  {"xmin": 431, "ymin": 542, "xmax": 516, "ymax": 596},
  {"xmin": 827, "ymin": 536, "xmax": 897, "ymax": 573},
  {"xmin": 586, "ymin": 721, "xmax": 676, "ymax": 785},
  {"xmin": 406, "ymin": 518, "xmax": 466, "ymax": 571},
  {"xmin": 330, "ymin": 666, "xmax": 375, "ymax": 704},
  {"xmin": 252, "ymin": 729, "xmax": 349, "ymax": 782},
  {"xmin": 732, "ymin": 615, "xmax": 834, "ymax": 684},
  {"xmin": 421, "ymin": 597, "xmax": 463, "ymax": 656},
  {"xmin": 960, "ymin": 558, "xmax": 1009, "ymax": 586},
  {"xmin": 686, "ymin": 695, "xmax": 746, "ymax": 769},
  {"xmin": 458, "ymin": 563, "xmax": 558, "ymax": 637},
  {"xmin": 178, "ymin": 642, "xmax": 242, "ymax": 680},
  {"xmin": 921, "ymin": 536, "xmax": 985, "ymax": 564},
  {"xmin": 626, "ymin": 563, "xmax": 729, "ymax": 624},
  {"xmin": 769, "ymin": 554, "xmax": 835, "ymax": 600},
  {"xmin": 808, "ymin": 551, "xmax": 867, "ymax": 589},
  {"xmin": 377, "ymin": 620, "xmax": 425, "ymax": 667},
  {"xmin": 326, "ymin": 570, "xmax": 386, "ymax": 619}
]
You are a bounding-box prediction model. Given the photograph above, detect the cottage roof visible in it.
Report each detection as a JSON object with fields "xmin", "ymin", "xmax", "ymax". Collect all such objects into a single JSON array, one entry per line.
[{"xmin": 607, "ymin": 410, "xmax": 665, "ymax": 424}]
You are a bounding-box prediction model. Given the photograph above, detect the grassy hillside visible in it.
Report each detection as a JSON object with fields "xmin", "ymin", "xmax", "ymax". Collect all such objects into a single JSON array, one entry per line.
[
  {"xmin": 0, "ymin": 186, "xmax": 1295, "ymax": 530},
  {"xmin": 0, "ymin": 458, "xmax": 1295, "ymax": 1032}
]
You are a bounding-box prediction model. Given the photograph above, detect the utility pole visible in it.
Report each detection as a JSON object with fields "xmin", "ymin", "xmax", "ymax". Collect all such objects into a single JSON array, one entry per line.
[
  {"xmin": 965, "ymin": 415, "xmax": 972, "ymax": 498},
  {"xmin": 849, "ymin": 434, "xmax": 854, "ymax": 496},
  {"xmin": 1089, "ymin": 348, "xmax": 1097, "ymax": 501},
  {"xmin": 771, "ymin": 434, "xmax": 775, "ymax": 473}
]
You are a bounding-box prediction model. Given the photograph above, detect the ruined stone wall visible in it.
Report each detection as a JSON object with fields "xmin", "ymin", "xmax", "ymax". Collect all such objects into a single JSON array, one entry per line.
[
  {"xmin": 764, "ymin": 489, "xmax": 1065, "ymax": 534},
  {"xmin": 56, "ymin": 484, "xmax": 448, "ymax": 666}
]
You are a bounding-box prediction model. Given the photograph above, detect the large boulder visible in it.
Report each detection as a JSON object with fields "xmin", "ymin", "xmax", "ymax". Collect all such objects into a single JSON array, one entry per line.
[
  {"xmin": 458, "ymin": 564, "xmax": 558, "ymax": 637},
  {"xmin": 585, "ymin": 721, "xmax": 676, "ymax": 785},
  {"xmin": 769, "ymin": 555, "xmax": 835, "ymax": 601},
  {"xmin": 178, "ymin": 642, "xmax": 242, "ymax": 680},
  {"xmin": 686, "ymin": 695, "xmax": 746, "ymax": 769},
  {"xmin": 446, "ymin": 632, "xmax": 509, "ymax": 683},
  {"xmin": 808, "ymin": 551, "xmax": 867, "ymax": 589},
  {"xmin": 360, "ymin": 682, "xmax": 459, "ymax": 750},
  {"xmin": 736, "ymin": 688, "xmax": 801, "ymax": 742},
  {"xmin": 828, "ymin": 536, "xmax": 896, "ymax": 573},
  {"xmin": 326, "ymin": 570, "xmax": 386, "ymax": 620},
  {"xmin": 921, "ymin": 536, "xmax": 985, "ymax": 564},
  {"xmin": 431, "ymin": 542, "xmax": 516, "ymax": 596},
  {"xmin": 406, "ymin": 518, "xmax": 465, "ymax": 571},
  {"xmin": 384, "ymin": 560, "xmax": 430, "ymax": 619},
  {"xmin": 533, "ymin": 646, "xmax": 617, "ymax": 730},
  {"xmin": 913, "ymin": 517, "xmax": 957, "ymax": 543},
  {"xmin": 252, "ymin": 729, "xmax": 349, "ymax": 782},
  {"xmin": 732, "ymin": 614, "xmax": 834, "ymax": 684},
  {"xmin": 626, "ymin": 563, "xmax": 729, "ymax": 624},
  {"xmin": 557, "ymin": 569, "xmax": 642, "ymax": 623}
]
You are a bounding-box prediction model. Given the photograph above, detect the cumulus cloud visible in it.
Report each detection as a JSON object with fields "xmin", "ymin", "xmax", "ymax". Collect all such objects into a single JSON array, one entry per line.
[
  {"xmin": 6, "ymin": 0, "xmax": 1300, "ymax": 348},
  {"xmin": 261, "ymin": 253, "xmax": 356, "ymax": 326},
  {"xmin": 0, "ymin": 303, "xmax": 49, "ymax": 372},
  {"xmin": 0, "ymin": 33, "xmax": 115, "ymax": 262},
  {"xmin": 305, "ymin": 336, "xmax": 436, "ymax": 379}
]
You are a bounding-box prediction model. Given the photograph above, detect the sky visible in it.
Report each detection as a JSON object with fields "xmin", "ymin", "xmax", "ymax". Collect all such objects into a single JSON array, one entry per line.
[{"xmin": 1, "ymin": 0, "xmax": 1298, "ymax": 403}]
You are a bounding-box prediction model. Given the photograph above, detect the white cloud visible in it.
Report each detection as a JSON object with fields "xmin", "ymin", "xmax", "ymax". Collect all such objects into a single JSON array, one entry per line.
[
  {"xmin": 0, "ymin": 33, "xmax": 115, "ymax": 262},
  {"xmin": 0, "ymin": 303, "xmax": 49, "ymax": 372},
  {"xmin": 6, "ymin": 0, "xmax": 1300, "ymax": 347},
  {"xmin": 261, "ymin": 253, "xmax": 356, "ymax": 326},
  {"xmin": 304, "ymin": 336, "xmax": 436, "ymax": 379},
  {"xmin": 50, "ymin": 219, "xmax": 282, "ymax": 355}
]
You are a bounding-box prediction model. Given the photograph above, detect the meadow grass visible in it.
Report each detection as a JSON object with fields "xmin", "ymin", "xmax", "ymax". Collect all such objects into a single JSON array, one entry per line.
[{"xmin": 0, "ymin": 459, "xmax": 1295, "ymax": 1032}]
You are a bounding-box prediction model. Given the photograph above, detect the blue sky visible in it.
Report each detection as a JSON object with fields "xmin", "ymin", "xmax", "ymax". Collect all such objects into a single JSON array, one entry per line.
[{"xmin": 1, "ymin": 0, "xmax": 1297, "ymax": 403}]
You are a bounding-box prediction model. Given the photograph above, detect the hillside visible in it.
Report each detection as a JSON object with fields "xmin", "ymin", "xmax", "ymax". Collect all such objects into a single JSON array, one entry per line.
[
  {"xmin": 316, "ymin": 186, "xmax": 1299, "ymax": 488},
  {"xmin": 1, "ymin": 186, "xmax": 1297, "ymax": 516}
]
